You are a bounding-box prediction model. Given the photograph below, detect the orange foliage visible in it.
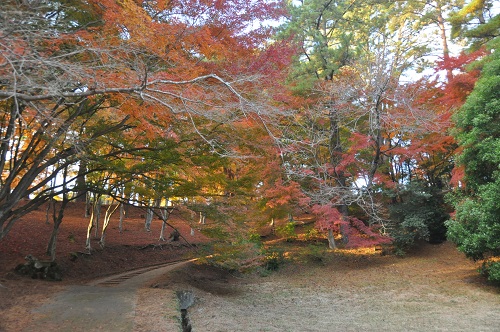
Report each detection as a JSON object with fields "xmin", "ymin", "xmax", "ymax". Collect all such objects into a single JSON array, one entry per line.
[
  {"xmin": 264, "ymin": 179, "xmax": 305, "ymax": 209},
  {"xmin": 379, "ymin": 50, "xmax": 484, "ymax": 187}
]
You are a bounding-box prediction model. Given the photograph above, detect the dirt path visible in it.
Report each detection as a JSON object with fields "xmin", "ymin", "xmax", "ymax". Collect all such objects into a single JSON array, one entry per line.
[{"xmin": 19, "ymin": 261, "xmax": 192, "ymax": 332}]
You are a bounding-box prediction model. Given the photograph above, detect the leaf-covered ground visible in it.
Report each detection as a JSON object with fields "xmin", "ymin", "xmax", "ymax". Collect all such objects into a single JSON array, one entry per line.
[
  {"xmin": 1, "ymin": 203, "xmax": 499, "ymax": 331},
  {"xmin": 0, "ymin": 202, "xmax": 207, "ymax": 331},
  {"xmin": 158, "ymin": 242, "xmax": 500, "ymax": 331}
]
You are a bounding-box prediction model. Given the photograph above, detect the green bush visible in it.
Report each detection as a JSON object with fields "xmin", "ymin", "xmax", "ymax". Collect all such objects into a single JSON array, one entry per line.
[
  {"xmin": 389, "ymin": 182, "xmax": 449, "ymax": 255},
  {"xmin": 390, "ymin": 216, "xmax": 430, "ymax": 256},
  {"xmin": 263, "ymin": 250, "xmax": 285, "ymax": 271},
  {"xmin": 446, "ymin": 179, "xmax": 500, "ymax": 262},
  {"xmin": 447, "ymin": 49, "xmax": 500, "ymax": 282},
  {"xmin": 276, "ymin": 222, "xmax": 297, "ymax": 241},
  {"xmin": 199, "ymin": 240, "xmax": 262, "ymax": 272},
  {"xmin": 248, "ymin": 232, "xmax": 263, "ymax": 247},
  {"xmin": 303, "ymin": 226, "xmax": 321, "ymax": 241},
  {"xmin": 482, "ymin": 261, "xmax": 500, "ymax": 283}
]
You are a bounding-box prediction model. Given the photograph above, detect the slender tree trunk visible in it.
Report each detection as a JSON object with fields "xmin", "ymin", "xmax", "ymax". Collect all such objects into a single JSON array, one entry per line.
[
  {"xmin": 159, "ymin": 208, "xmax": 171, "ymax": 241},
  {"xmin": 118, "ymin": 203, "xmax": 125, "ymax": 233},
  {"xmin": 75, "ymin": 159, "xmax": 87, "ymax": 203},
  {"xmin": 85, "ymin": 194, "xmax": 101, "ymax": 250},
  {"xmin": 329, "ymin": 107, "xmax": 348, "ymax": 246},
  {"xmin": 46, "ymin": 223, "xmax": 60, "ymax": 261},
  {"xmin": 47, "ymin": 200, "xmax": 68, "ymax": 261},
  {"xmin": 99, "ymin": 201, "xmax": 119, "ymax": 248},
  {"xmin": 46, "ymin": 166, "xmax": 69, "ymax": 261},
  {"xmin": 199, "ymin": 211, "xmax": 206, "ymax": 224},
  {"xmin": 85, "ymin": 214, "xmax": 94, "ymax": 251},
  {"xmin": 435, "ymin": 2, "xmax": 453, "ymax": 82},
  {"xmin": 144, "ymin": 205, "xmax": 153, "ymax": 232},
  {"xmin": 339, "ymin": 205, "xmax": 349, "ymax": 245},
  {"xmin": 367, "ymin": 91, "xmax": 385, "ymax": 189},
  {"xmin": 45, "ymin": 198, "xmax": 54, "ymax": 225},
  {"xmin": 85, "ymin": 193, "xmax": 91, "ymax": 218},
  {"xmin": 159, "ymin": 220, "xmax": 168, "ymax": 241},
  {"xmin": 93, "ymin": 198, "xmax": 101, "ymax": 238},
  {"xmin": 45, "ymin": 169, "xmax": 57, "ymax": 224},
  {"xmin": 327, "ymin": 229, "xmax": 337, "ymax": 249}
]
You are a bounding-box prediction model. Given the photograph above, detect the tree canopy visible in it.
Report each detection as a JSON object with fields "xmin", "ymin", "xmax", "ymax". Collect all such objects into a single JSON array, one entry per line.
[{"xmin": 1, "ymin": 0, "xmax": 499, "ymax": 280}]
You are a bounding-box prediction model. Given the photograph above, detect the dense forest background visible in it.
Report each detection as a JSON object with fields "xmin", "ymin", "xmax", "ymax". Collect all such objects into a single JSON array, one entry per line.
[{"xmin": 1, "ymin": 0, "xmax": 499, "ymax": 281}]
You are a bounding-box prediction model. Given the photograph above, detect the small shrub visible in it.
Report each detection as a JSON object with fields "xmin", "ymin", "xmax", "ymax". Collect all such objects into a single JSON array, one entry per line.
[
  {"xmin": 388, "ymin": 182, "xmax": 449, "ymax": 255},
  {"xmin": 248, "ymin": 232, "xmax": 262, "ymax": 247},
  {"xmin": 303, "ymin": 227, "xmax": 321, "ymax": 241},
  {"xmin": 480, "ymin": 260, "xmax": 500, "ymax": 283},
  {"xmin": 391, "ymin": 216, "xmax": 429, "ymax": 256},
  {"xmin": 264, "ymin": 250, "xmax": 285, "ymax": 271},
  {"xmin": 298, "ymin": 244, "xmax": 327, "ymax": 264},
  {"xmin": 276, "ymin": 222, "xmax": 297, "ymax": 241}
]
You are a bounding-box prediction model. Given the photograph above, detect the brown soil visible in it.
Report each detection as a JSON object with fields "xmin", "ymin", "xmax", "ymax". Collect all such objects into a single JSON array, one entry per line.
[{"xmin": 1, "ymin": 202, "xmax": 499, "ymax": 331}]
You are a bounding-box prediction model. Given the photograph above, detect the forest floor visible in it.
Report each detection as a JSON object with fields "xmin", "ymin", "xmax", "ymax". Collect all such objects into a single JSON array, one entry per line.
[{"xmin": 0, "ymin": 202, "xmax": 499, "ymax": 331}]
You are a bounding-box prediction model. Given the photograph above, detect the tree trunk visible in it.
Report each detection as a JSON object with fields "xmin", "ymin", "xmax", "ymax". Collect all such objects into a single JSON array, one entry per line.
[
  {"xmin": 85, "ymin": 193, "xmax": 91, "ymax": 218},
  {"xmin": 46, "ymin": 201, "xmax": 67, "ymax": 261},
  {"xmin": 85, "ymin": 194, "xmax": 101, "ymax": 251},
  {"xmin": 74, "ymin": 159, "xmax": 87, "ymax": 203},
  {"xmin": 85, "ymin": 214, "xmax": 94, "ymax": 251},
  {"xmin": 327, "ymin": 229, "xmax": 337, "ymax": 250},
  {"xmin": 99, "ymin": 202, "xmax": 119, "ymax": 248},
  {"xmin": 45, "ymin": 198, "xmax": 55, "ymax": 225},
  {"xmin": 144, "ymin": 206, "xmax": 153, "ymax": 232},
  {"xmin": 435, "ymin": 2, "xmax": 453, "ymax": 82},
  {"xmin": 93, "ymin": 198, "xmax": 101, "ymax": 238},
  {"xmin": 329, "ymin": 107, "xmax": 349, "ymax": 245},
  {"xmin": 199, "ymin": 211, "xmax": 206, "ymax": 224},
  {"xmin": 159, "ymin": 221, "xmax": 168, "ymax": 241},
  {"xmin": 339, "ymin": 206, "xmax": 349, "ymax": 245},
  {"xmin": 118, "ymin": 203, "xmax": 125, "ymax": 233},
  {"xmin": 367, "ymin": 89, "xmax": 385, "ymax": 189},
  {"xmin": 46, "ymin": 167, "xmax": 70, "ymax": 261},
  {"xmin": 46, "ymin": 225, "xmax": 60, "ymax": 262},
  {"xmin": 159, "ymin": 208, "xmax": 171, "ymax": 241}
]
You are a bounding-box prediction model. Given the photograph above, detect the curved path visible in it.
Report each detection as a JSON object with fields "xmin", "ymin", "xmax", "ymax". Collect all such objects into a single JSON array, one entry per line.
[{"xmin": 23, "ymin": 260, "xmax": 194, "ymax": 332}]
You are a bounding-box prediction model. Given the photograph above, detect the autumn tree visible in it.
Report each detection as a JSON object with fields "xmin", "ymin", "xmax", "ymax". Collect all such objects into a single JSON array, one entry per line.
[
  {"xmin": 380, "ymin": 0, "xmax": 498, "ymax": 253},
  {"xmin": 380, "ymin": 46, "xmax": 487, "ymax": 251},
  {"xmin": 0, "ymin": 0, "xmax": 288, "ymax": 243},
  {"xmin": 276, "ymin": 0, "xmax": 434, "ymax": 248},
  {"xmin": 184, "ymin": 117, "xmax": 291, "ymax": 269}
]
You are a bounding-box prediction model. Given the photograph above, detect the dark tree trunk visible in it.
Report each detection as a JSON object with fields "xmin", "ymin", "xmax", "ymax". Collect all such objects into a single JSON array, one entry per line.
[
  {"xmin": 46, "ymin": 167, "xmax": 70, "ymax": 261},
  {"xmin": 74, "ymin": 159, "xmax": 88, "ymax": 203},
  {"xmin": 329, "ymin": 107, "xmax": 348, "ymax": 247}
]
